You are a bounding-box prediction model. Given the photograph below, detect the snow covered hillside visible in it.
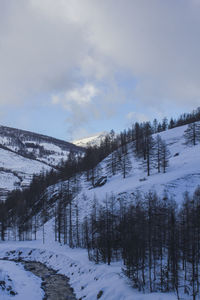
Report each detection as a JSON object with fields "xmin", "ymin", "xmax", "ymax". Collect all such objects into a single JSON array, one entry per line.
[
  {"xmin": 0, "ymin": 148, "xmax": 53, "ymax": 200},
  {"xmin": 46, "ymin": 123, "xmax": 200, "ymax": 223},
  {"xmin": 0, "ymin": 125, "xmax": 84, "ymax": 200},
  {"xmin": 0, "ymin": 125, "xmax": 83, "ymax": 166}
]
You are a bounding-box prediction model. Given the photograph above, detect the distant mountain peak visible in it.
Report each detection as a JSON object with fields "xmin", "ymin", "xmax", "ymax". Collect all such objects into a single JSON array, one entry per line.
[{"xmin": 73, "ymin": 131, "xmax": 108, "ymax": 147}]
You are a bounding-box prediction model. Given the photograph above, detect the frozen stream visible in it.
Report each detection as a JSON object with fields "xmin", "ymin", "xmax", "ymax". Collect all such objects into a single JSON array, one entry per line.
[
  {"xmin": 23, "ymin": 261, "xmax": 76, "ymax": 300},
  {"xmin": 0, "ymin": 260, "xmax": 77, "ymax": 300},
  {"xmin": 0, "ymin": 260, "xmax": 44, "ymax": 300}
]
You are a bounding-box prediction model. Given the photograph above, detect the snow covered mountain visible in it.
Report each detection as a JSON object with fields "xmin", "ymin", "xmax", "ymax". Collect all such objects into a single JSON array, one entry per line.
[
  {"xmin": 73, "ymin": 131, "xmax": 108, "ymax": 147},
  {"xmin": 0, "ymin": 125, "xmax": 83, "ymax": 200},
  {"xmin": 2, "ymin": 122, "xmax": 200, "ymax": 300}
]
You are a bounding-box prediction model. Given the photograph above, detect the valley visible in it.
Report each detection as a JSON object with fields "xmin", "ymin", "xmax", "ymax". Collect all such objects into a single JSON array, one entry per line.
[{"xmin": 0, "ymin": 110, "xmax": 200, "ymax": 300}]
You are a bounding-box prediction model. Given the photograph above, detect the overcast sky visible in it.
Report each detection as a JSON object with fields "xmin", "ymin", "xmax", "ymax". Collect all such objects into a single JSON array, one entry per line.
[{"xmin": 0, "ymin": 0, "xmax": 200, "ymax": 141}]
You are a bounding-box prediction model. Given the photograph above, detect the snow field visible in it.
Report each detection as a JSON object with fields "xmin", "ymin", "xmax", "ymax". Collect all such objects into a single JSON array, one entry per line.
[
  {"xmin": 0, "ymin": 260, "xmax": 44, "ymax": 300},
  {"xmin": 0, "ymin": 242, "xmax": 177, "ymax": 300}
]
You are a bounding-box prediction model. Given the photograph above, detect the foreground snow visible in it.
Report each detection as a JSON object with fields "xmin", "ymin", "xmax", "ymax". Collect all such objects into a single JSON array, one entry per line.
[
  {"xmin": 0, "ymin": 260, "xmax": 43, "ymax": 300},
  {"xmin": 0, "ymin": 220, "xmax": 177, "ymax": 300}
]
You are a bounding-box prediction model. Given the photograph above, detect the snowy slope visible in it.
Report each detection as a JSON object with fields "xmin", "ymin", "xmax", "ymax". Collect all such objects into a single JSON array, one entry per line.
[
  {"xmin": 61, "ymin": 123, "xmax": 200, "ymax": 224},
  {"xmin": 0, "ymin": 125, "xmax": 84, "ymax": 200},
  {"xmin": 0, "ymin": 125, "xmax": 83, "ymax": 167},
  {"xmin": 26, "ymin": 123, "xmax": 200, "ymax": 225},
  {"xmin": 0, "ymin": 147, "xmax": 52, "ymax": 200}
]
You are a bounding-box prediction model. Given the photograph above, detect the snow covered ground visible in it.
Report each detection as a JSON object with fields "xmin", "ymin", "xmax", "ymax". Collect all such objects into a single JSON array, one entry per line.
[
  {"xmin": 0, "ymin": 260, "xmax": 43, "ymax": 300},
  {"xmin": 0, "ymin": 219, "xmax": 178, "ymax": 300},
  {"xmin": 0, "ymin": 148, "xmax": 51, "ymax": 176}
]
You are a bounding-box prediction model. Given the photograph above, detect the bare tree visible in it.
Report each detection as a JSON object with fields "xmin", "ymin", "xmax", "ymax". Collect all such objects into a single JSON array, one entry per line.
[{"xmin": 161, "ymin": 140, "xmax": 170, "ymax": 173}]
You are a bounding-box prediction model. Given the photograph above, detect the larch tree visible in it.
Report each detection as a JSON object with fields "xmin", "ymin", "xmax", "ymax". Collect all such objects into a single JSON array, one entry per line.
[{"xmin": 160, "ymin": 140, "xmax": 170, "ymax": 173}]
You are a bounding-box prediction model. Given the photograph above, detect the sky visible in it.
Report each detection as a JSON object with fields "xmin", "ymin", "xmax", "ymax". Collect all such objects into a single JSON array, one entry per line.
[{"xmin": 0, "ymin": 0, "xmax": 200, "ymax": 141}]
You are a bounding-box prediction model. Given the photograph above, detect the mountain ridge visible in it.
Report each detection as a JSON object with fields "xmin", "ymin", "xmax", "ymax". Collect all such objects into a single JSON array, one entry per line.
[
  {"xmin": 0, "ymin": 124, "xmax": 84, "ymax": 200},
  {"xmin": 0, "ymin": 125, "xmax": 84, "ymax": 152}
]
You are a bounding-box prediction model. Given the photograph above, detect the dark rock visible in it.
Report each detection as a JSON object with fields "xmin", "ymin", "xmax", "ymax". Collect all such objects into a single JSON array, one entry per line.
[
  {"xmin": 0, "ymin": 280, "xmax": 5, "ymax": 286},
  {"xmin": 10, "ymin": 290, "xmax": 17, "ymax": 296},
  {"xmin": 94, "ymin": 176, "xmax": 107, "ymax": 187},
  {"xmin": 97, "ymin": 290, "xmax": 103, "ymax": 299}
]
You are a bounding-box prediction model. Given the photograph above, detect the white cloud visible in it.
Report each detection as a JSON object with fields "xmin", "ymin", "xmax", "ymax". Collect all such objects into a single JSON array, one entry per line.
[
  {"xmin": 51, "ymin": 83, "xmax": 99, "ymax": 138},
  {"xmin": 52, "ymin": 83, "xmax": 98, "ymax": 110},
  {"xmin": 0, "ymin": 0, "xmax": 200, "ymax": 135},
  {"xmin": 0, "ymin": 0, "xmax": 87, "ymax": 103},
  {"xmin": 66, "ymin": 84, "xmax": 98, "ymax": 105},
  {"xmin": 64, "ymin": 0, "xmax": 200, "ymax": 109}
]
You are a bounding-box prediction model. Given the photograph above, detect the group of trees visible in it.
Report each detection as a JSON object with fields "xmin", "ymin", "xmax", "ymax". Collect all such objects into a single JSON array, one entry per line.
[
  {"xmin": 133, "ymin": 122, "xmax": 170, "ymax": 176},
  {"xmin": 168, "ymin": 107, "xmax": 200, "ymax": 129},
  {"xmin": 43, "ymin": 184, "xmax": 200, "ymax": 299},
  {"xmin": 54, "ymin": 178, "xmax": 81, "ymax": 248},
  {"xmin": 81, "ymin": 187, "xmax": 200, "ymax": 299},
  {"xmin": 4, "ymin": 183, "xmax": 200, "ymax": 298},
  {"xmin": 105, "ymin": 123, "xmax": 170, "ymax": 179},
  {"xmin": 184, "ymin": 122, "xmax": 200, "ymax": 146}
]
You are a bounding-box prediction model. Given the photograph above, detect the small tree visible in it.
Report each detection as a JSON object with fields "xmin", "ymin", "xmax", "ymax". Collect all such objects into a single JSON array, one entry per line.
[
  {"xmin": 161, "ymin": 140, "xmax": 170, "ymax": 173},
  {"xmin": 118, "ymin": 149, "xmax": 132, "ymax": 179},
  {"xmin": 155, "ymin": 135, "xmax": 170, "ymax": 174},
  {"xmin": 155, "ymin": 135, "xmax": 162, "ymax": 173},
  {"xmin": 142, "ymin": 135, "xmax": 155, "ymax": 176},
  {"xmin": 106, "ymin": 151, "xmax": 118, "ymax": 176},
  {"xmin": 162, "ymin": 117, "xmax": 168, "ymax": 131}
]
